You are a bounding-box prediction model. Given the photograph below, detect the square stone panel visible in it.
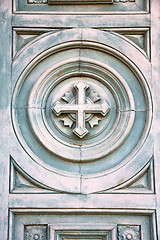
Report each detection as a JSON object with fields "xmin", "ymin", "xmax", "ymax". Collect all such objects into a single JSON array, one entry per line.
[{"xmin": 25, "ymin": 225, "xmax": 48, "ymax": 240}]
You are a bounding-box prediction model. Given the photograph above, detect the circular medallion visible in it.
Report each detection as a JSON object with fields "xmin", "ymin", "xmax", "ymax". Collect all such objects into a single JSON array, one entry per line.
[{"xmin": 11, "ymin": 28, "xmax": 152, "ymax": 193}]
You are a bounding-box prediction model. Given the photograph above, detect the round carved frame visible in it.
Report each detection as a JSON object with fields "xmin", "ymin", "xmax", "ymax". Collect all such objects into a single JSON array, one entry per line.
[{"xmin": 11, "ymin": 28, "xmax": 153, "ymax": 193}]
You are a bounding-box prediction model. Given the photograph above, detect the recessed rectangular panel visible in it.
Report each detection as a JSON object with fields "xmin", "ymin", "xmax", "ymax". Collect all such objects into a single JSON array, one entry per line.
[
  {"xmin": 49, "ymin": 224, "xmax": 115, "ymax": 240},
  {"xmin": 11, "ymin": 212, "xmax": 155, "ymax": 240},
  {"xmin": 48, "ymin": 0, "xmax": 113, "ymax": 4},
  {"xmin": 14, "ymin": 0, "xmax": 149, "ymax": 13}
]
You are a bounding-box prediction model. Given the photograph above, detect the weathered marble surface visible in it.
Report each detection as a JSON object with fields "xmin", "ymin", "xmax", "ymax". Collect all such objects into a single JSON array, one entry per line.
[{"xmin": 0, "ymin": 0, "xmax": 160, "ymax": 239}]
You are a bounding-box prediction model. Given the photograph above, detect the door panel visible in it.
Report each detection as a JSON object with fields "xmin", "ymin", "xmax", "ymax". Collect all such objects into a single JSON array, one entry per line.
[
  {"xmin": 14, "ymin": 0, "xmax": 149, "ymax": 14},
  {"xmin": 11, "ymin": 28, "xmax": 152, "ymax": 193},
  {"xmin": 12, "ymin": 212, "xmax": 153, "ymax": 240},
  {"xmin": 0, "ymin": 0, "xmax": 160, "ymax": 240}
]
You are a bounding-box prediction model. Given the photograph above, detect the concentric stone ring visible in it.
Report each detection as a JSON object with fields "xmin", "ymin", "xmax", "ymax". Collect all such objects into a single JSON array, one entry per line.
[{"xmin": 11, "ymin": 28, "xmax": 152, "ymax": 193}]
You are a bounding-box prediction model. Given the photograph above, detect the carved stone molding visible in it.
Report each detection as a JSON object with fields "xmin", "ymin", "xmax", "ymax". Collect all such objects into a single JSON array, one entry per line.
[
  {"xmin": 11, "ymin": 28, "xmax": 152, "ymax": 193},
  {"xmin": 17, "ymin": 0, "xmax": 147, "ymax": 12},
  {"xmin": 52, "ymin": 81, "xmax": 110, "ymax": 138},
  {"xmin": 117, "ymin": 225, "xmax": 141, "ymax": 240},
  {"xmin": 12, "ymin": 212, "xmax": 153, "ymax": 240},
  {"xmin": 24, "ymin": 224, "xmax": 141, "ymax": 240},
  {"xmin": 49, "ymin": 223, "xmax": 116, "ymax": 240},
  {"xmin": 10, "ymin": 157, "xmax": 57, "ymax": 193}
]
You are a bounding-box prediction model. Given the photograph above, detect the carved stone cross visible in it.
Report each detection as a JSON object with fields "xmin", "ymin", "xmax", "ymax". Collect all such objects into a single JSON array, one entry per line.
[{"xmin": 52, "ymin": 81, "xmax": 110, "ymax": 138}]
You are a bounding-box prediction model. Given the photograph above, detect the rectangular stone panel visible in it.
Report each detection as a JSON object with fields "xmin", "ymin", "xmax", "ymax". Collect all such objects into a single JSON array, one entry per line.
[
  {"xmin": 48, "ymin": 0, "xmax": 113, "ymax": 4},
  {"xmin": 11, "ymin": 211, "xmax": 155, "ymax": 240},
  {"xmin": 14, "ymin": 0, "xmax": 149, "ymax": 13},
  {"xmin": 49, "ymin": 224, "xmax": 116, "ymax": 240}
]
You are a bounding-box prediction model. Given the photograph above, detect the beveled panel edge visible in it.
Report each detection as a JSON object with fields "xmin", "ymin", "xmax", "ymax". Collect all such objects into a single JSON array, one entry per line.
[
  {"xmin": 100, "ymin": 157, "xmax": 155, "ymax": 194},
  {"xmin": 49, "ymin": 223, "xmax": 116, "ymax": 240},
  {"xmin": 9, "ymin": 157, "xmax": 60, "ymax": 193}
]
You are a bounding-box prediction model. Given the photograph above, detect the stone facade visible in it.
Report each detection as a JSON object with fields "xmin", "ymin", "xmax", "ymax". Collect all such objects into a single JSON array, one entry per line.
[{"xmin": 0, "ymin": 0, "xmax": 160, "ymax": 239}]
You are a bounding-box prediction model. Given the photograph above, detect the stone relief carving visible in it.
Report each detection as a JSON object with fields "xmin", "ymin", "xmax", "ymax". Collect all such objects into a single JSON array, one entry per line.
[
  {"xmin": 52, "ymin": 81, "xmax": 110, "ymax": 138},
  {"xmin": 12, "ymin": 28, "xmax": 152, "ymax": 193},
  {"xmin": 25, "ymin": 226, "xmax": 47, "ymax": 240},
  {"xmin": 117, "ymin": 225, "xmax": 141, "ymax": 240},
  {"xmin": 24, "ymin": 224, "xmax": 141, "ymax": 240}
]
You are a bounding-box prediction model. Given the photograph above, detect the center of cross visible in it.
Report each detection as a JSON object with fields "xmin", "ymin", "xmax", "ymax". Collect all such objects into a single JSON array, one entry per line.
[
  {"xmin": 69, "ymin": 97, "xmax": 94, "ymax": 122},
  {"xmin": 52, "ymin": 81, "xmax": 110, "ymax": 138}
]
